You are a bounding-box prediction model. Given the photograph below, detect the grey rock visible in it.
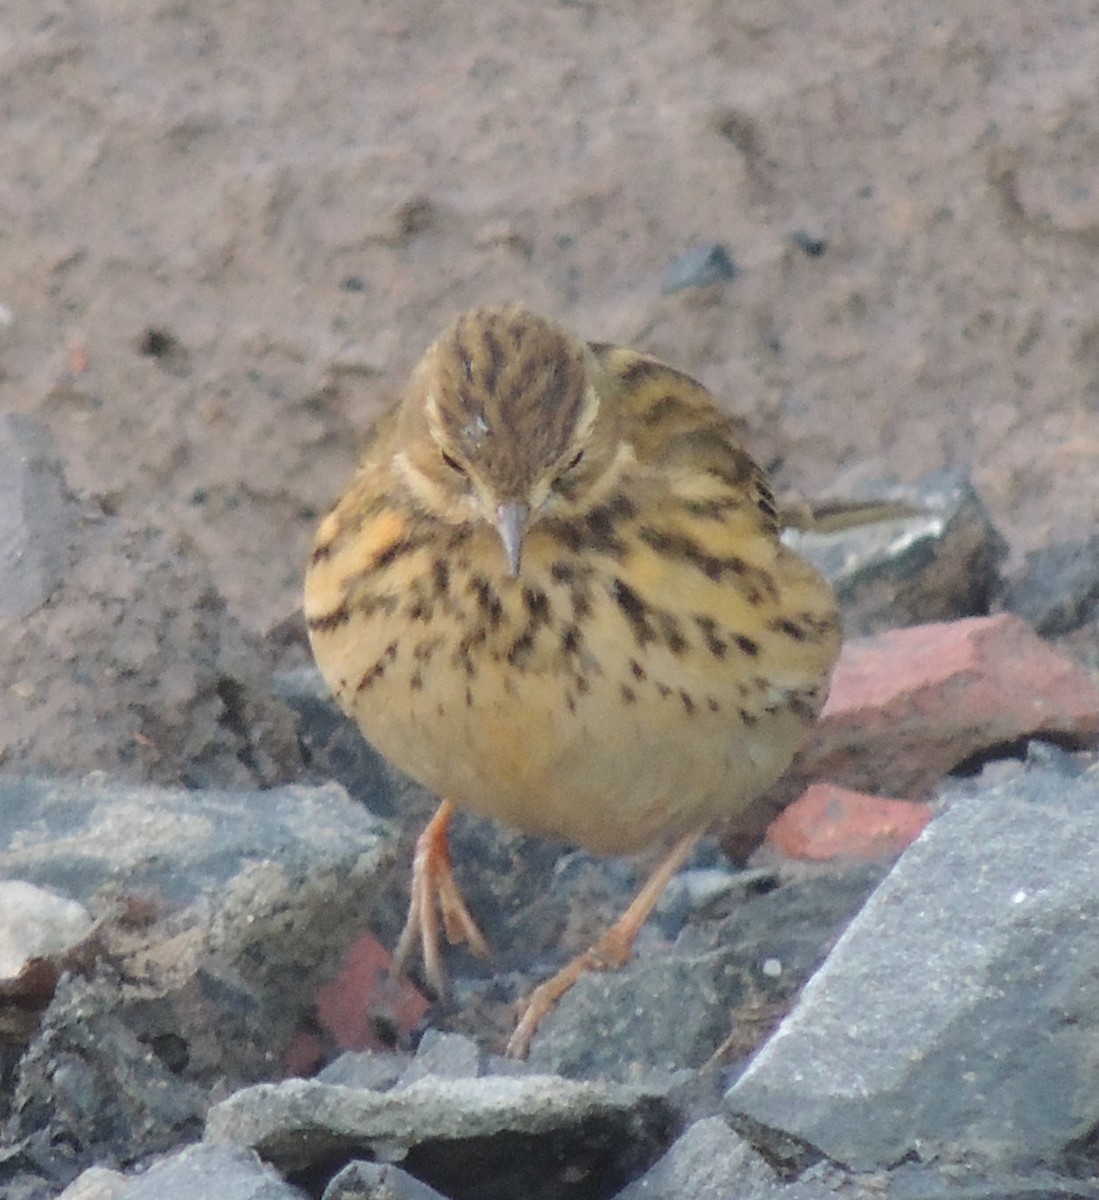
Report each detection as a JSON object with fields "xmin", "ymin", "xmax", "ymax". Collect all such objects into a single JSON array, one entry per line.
[
  {"xmin": 319, "ymin": 1052, "xmax": 409, "ymax": 1093},
  {"xmin": 0, "ymin": 1137, "xmax": 86, "ymax": 1200},
  {"xmin": 787, "ymin": 472, "xmax": 1008, "ymax": 637},
  {"xmin": 0, "ymin": 775, "xmax": 392, "ymax": 952},
  {"xmin": 1, "ymin": 775, "xmax": 395, "ymax": 1172},
  {"xmin": 123, "ymin": 1144, "xmax": 306, "ymax": 1199},
  {"xmin": 319, "ymin": 1034, "xmax": 486, "ymax": 1106},
  {"xmin": 0, "ymin": 880, "xmax": 94, "ymax": 982},
  {"xmin": 0, "ymin": 776, "xmax": 396, "ymax": 1032},
  {"xmin": 527, "ymin": 865, "xmax": 884, "ymax": 1080},
  {"xmin": 527, "ymin": 940, "xmax": 748, "ymax": 1082},
  {"xmin": 205, "ymin": 1074, "xmax": 676, "ymax": 1200},
  {"xmin": 4, "ymin": 991, "xmax": 208, "ymax": 1192},
  {"xmin": 0, "ymin": 514, "xmax": 302, "ymax": 789},
  {"xmin": 0, "ymin": 414, "xmax": 73, "ymax": 619},
  {"xmin": 400, "ymin": 1031, "xmax": 483, "ymax": 1083},
  {"xmin": 612, "ymin": 1116, "xmax": 777, "ymax": 1199},
  {"xmin": 882, "ymin": 1160, "xmax": 1099, "ymax": 1200},
  {"xmin": 323, "ymin": 1160, "xmax": 449, "ymax": 1200},
  {"xmin": 656, "ymin": 866, "xmax": 772, "ymax": 923},
  {"xmin": 274, "ymin": 669, "xmax": 403, "ymax": 821},
  {"xmin": 786, "ymin": 1159, "xmax": 1099, "ymax": 1200},
  {"xmin": 726, "ymin": 758, "xmax": 1099, "ymax": 1172},
  {"xmin": 1001, "ymin": 532, "xmax": 1099, "ymax": 638},
  {"xmin": 56, "ymin": 1166, "xmax": 130, "ymax": 1199},
  {"xmin": 661, "ymin": 243, "xmax": 737, "ymax": 293}
]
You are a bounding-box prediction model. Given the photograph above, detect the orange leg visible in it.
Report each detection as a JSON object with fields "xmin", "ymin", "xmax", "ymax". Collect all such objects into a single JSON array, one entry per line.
[
  {"xmin": 505, "ymin": 828, "xmax": 703, "ymax": 1059},
  {"xmin": 393, "ymin": 799, "xmax": 491, "ymax": 996}
]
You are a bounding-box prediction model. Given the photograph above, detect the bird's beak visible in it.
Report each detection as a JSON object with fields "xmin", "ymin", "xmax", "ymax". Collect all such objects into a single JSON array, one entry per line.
[{"xmin": 494, "ymin": 501, "xmax": 529, "ymax": 577}]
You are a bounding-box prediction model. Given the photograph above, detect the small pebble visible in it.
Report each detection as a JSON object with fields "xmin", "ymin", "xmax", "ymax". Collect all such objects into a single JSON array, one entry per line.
[
  {"xmin": 791, "ymin": 230, "xmax": 828, "ymax": 257},
  {"xmin": 661, "ymin": 243, "xmax": 737, "ymax": 293},
  {"xmin": 0, "ymin": 880, "xmax": 94, "ymax": 981}
]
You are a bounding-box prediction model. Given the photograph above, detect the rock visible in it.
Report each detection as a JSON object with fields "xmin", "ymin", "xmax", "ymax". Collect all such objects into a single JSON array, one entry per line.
[
  {"xmin": 880, "ymin": 1161, "xmax": 1099, "ymax": 1200},
  {"xmin": 0, "ymin": 777, "xmax": 393, "ymax": 977},
  {"xmin": 990, "ymin": 129, "xmax": 1099, "ymax": 240},
  {"xmin": 769, "ymin": 614, "xmax": 1099, "ymax": 810},
  {"xmin": 1000, "ymin": 532, "xmax": 1099, "ymax": 639},
  {"xmin": 526, "ymin": 866, "xmax": 885, "ymax": 1079},
  {"xmin": 317, "ymin": 1033, "xmax": 501, "ymax": 1099},
  {"xmin": 661, "ymin": 243, "xmax": 737, "ymax": 293},
  {"xmin": 0, "ymin": 513, "xmax": 302, "ymax": 789},
  {"xmin": 726, "ymin": 753, "xmax": 1099, "ymax": 1173},
  {"xmin": 609, "ymin": 1129, "xmax": 1099, "ymax": 1200},
  {"xmin": 119, "ymin": 1144, "xmax": 305, "ymax": 1199},
  {"xmin": 55, "ymin": 1166, "xmax": 130, "ymax": 1199},
  {"xmin": 472, "ymin": 220, "xmax": 534, "ymax": 257},
  {"xmin": 0, "ymin": 776, "xmax": 395, "ymax": 1174},
  {"xmin": 655, "ymin": 865, "xmax": 778, "ymax": 929},
  {"xmin": 323, "ymin": 1160, "xmax": 450, "ymax": 1200},
  {"xmin": 787, "ymin": 473, "xmax": 1008, "ymax": 638},
  {"xmin": 317, "ymin": 1052, "xmax": 409, "ymax": 1093},
  {"xmin": 0, "ymin": 880, "xmax": 95, "ymax": 985},
  {"xmin": 764, "ymin": 785, "xmax": 932, "ymax": 862},
  {"xmin": 206, "ymin": 1074, "xmax": 676, "ymax": 1200},
  {"xmin": 400, "ymin": 1031, "xmax": 483, "ymax": 1083},
  {"xmin": 527, "ymin": 942, "xmax": 743, "ymax": 1082},
  {"xmin": 362, "ymin": 196, "xmax": 437, "ymax": 246},
  {"xmin": 135, "ymin": 326, "xmax": 191, "ymax": 377},
  {"xmin": 6, "ymin": 985, "xmax": 210, "ymax": 1193},
  {"xmin": 612, "ymin": 1116, "xmax": 777, "ymax": 1199},
  {"xmin": 273, "ymin": 669, "xmax": 403, "ymax": 821}
]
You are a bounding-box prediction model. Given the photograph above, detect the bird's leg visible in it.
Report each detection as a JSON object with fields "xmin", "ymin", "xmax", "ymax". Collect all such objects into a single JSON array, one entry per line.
[
  {"xmin": 393, "ymin": 798, "xmax": 491, "ymax": 997},
  {"xmin": 506, "ymin": 828, "xmax": 703, "ymax": 1059}
]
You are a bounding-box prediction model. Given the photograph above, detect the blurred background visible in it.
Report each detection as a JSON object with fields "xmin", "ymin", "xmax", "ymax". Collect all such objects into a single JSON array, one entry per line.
[{"xmin": 4, "ymin": 0, "xmax": 1097, "ymax": 640}]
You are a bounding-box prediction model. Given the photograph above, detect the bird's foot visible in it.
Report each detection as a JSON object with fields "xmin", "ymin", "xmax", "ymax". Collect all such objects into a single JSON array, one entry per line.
[
  {"xmin": 505, "ymin": 829, "xmax": 702, "ymax": 1058},
  {"xmin": 393, "ymin": 799, "xmax": 491, "ymax": 997}
]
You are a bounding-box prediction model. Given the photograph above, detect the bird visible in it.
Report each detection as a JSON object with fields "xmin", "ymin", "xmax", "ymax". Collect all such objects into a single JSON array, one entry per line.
[{"xmin": 303, "ymin": 304, "xmax": 841, "ymax": 1057}]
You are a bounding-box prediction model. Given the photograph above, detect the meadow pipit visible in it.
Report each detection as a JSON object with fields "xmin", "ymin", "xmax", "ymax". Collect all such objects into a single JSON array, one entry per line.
[{"xmin": 304, "ymin": 306, "xmax": 840, "ymax": 1056}]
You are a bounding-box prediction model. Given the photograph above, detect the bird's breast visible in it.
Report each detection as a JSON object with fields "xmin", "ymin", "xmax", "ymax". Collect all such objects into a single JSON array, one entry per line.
[{"xmin": 305, "ymin": 505, "xmax": 838, "ymax": 856}]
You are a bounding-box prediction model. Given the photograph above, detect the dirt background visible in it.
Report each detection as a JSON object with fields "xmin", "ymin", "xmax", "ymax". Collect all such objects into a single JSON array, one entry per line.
[{"xmin": 1, "ymin": 0, "xmax": 1097, "ymax": 783}]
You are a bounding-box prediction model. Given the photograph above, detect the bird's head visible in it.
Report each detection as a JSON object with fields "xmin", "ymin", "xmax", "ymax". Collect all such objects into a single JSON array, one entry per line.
[{"xmin": 394, "ymin": 306, "xmax": 624, "ymax": 575}]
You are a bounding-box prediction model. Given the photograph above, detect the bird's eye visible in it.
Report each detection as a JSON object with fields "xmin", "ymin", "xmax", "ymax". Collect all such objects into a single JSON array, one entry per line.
[
  {"xmin": 441, "ymin": 451, "xmax": 467, "ymax": 476},
  {"xmin": 551, "ymin": 450, "xmax": 585, "ymax": 492}
]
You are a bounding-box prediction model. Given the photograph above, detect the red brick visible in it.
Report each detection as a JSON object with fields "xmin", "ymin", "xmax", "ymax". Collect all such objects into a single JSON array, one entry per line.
[
  {"xmin": 797, "ymin": 614, "xmax": 1099, "ymax": 798},
  {"xmin": 313, "ymin": 930, "xmax": 429, "ymax": 1053},
  {"xmin": 766, "ymin": 783, "xmax": 932, "ymax": 861},
  {"xmin": 724, "ymin": 616, "xmax": 1099, "ymax": 862}
]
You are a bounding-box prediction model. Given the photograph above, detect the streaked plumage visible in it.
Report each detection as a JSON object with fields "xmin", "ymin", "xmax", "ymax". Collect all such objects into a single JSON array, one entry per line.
[{"xmin": 304, "ymin": 305, "xmax": 840, "ymax": 1054}]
